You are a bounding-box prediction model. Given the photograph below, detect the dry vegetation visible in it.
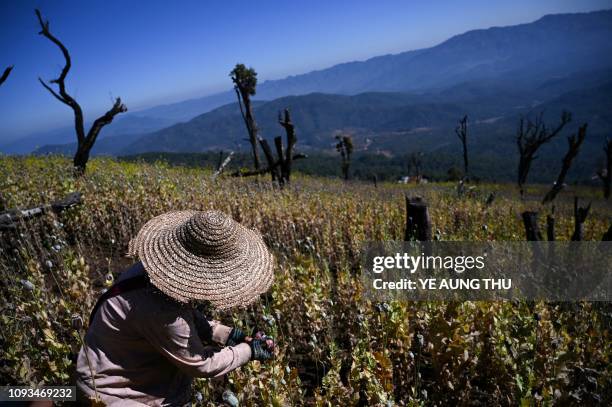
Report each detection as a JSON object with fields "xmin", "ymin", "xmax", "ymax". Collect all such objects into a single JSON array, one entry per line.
[{"xmin": 1, "ymin": 156, "xmax": 611, "ymax": 406}]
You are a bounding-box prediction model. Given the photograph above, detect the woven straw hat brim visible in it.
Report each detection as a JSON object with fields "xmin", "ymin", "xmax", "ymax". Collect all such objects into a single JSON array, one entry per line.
[{"xmin": 132, "ymin": 211, "xmax": 274, "ymax": 309}]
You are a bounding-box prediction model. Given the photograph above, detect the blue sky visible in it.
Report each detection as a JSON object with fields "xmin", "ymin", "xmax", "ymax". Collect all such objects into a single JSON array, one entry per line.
[{"xmin": 1, "ymin": 0, "xmax": 611, "ymax": 141}]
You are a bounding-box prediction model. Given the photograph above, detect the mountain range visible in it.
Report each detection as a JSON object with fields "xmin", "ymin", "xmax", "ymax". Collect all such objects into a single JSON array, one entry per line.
[{"xmin": 5, "ymin": 8, "xmax": 612, "ymax": 177}]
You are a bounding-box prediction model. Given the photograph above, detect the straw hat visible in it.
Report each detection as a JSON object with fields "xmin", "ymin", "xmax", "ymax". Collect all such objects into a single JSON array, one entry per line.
[{"xmin": 129, "ymin": 210, "xmax": 275, "ymax": 309}]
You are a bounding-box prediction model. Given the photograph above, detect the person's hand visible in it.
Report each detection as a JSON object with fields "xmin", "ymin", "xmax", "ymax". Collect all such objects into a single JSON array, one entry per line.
[
  {"xmin": 249, "ymin": 339, "xmax": 275, "ymax": 361},
  {"xmin": 246, "ymin": 331, "xmax": 276, "ymax": 361},
  {"xmin": 226, "ymin": 327, "xmax": 247, "ymax": 346},
  {"xmin": 245, "ymin": 331, "xmax": 275, "ymax": 350}
]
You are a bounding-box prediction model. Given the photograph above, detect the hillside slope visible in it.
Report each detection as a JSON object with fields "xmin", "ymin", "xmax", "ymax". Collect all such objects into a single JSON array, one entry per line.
[{"xmin": 35, "ymin": 77, "xmax": 612, "ymax": 171}]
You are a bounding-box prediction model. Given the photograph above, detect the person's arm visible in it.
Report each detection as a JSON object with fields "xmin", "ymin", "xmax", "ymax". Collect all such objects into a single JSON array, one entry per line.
[
  {"xmin": 208, "ymin": 320, "xmax": 234, "ymax": 344},
  {"xmin": 192, "ymin": 311, "xmax": 234, "ymax": 345},
  {"xmin": 141, "ymin": 309, "xmax": 251, "ymax": 378}
]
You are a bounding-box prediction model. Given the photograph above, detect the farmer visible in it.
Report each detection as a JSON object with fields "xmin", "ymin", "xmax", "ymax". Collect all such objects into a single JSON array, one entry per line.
[{"xmin": 76, "ymin": 210, "xmax": 276, "ymax": 406}]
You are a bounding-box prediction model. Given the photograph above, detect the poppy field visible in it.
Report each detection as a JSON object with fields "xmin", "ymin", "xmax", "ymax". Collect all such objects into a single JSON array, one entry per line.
[{"xmin": 1, "ymin": 156, "xmax": 610, "ymax": 406}]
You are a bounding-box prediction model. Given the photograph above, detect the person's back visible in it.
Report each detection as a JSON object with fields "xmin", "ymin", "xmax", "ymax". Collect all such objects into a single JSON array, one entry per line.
[
  {"xmin": 76, "ymin": 210, "xmax": 275, "ymax": 406},
  {"xmin": 77, "ymin": 263, "xmax": 251, "ymax": 406}
]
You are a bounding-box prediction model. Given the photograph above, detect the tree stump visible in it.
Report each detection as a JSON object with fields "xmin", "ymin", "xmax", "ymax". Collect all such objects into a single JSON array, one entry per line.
[
  {"xmin": 602, "ymin": 225, "xmax": 612, "ymax": 241},
  {"xmin": 404, "ymin": 196, "xmax": 432, "ymax": 241},
  {"xmin": 571, "ymin": 197, "xmax": 591, "ymax": 241},
  {"xmin": 522, "ymin": 211, "xmax": 542, "ymax": 241},
  {"xmin": 546, "ymin": 206, "xmax": 555, "ymax": 241}
]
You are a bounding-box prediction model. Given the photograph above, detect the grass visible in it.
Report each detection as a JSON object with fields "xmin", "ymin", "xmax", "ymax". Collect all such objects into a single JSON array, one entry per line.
[{"xmin": 0, "ymin": 155, "xmax": 610, "ymax": 406}]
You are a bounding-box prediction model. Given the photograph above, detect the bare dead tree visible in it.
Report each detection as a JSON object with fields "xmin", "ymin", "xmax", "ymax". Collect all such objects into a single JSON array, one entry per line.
[
  {"xmin": 35, "ymin": 9, "xmax": 127, "ymax": 175},
  {"xmin": 0, "ymin": 66, "xmax": 13, "ymax": 87},
  {"xmin": 542, "ymin": 124, "xmax": 587, "ymax": 204},
  {"xmin": 231, "ymin": 110, "xmax": 305, "ymax": 183},
  {"xmin": 276, "ymin": 109, "xmax": 297, "ymax": 184},
  {"xmin": 455, "ymin": 115, "xmax": 469, "ymax": 178},
  {"xmin": 409, "ymin": 152, "xmax": 423, "ymax": 181},
  {"xmin": 231, "ymin": 150, "xmax": 306, "ymax": 179},
  {"xmin": 230, "ymin": 64, "xmax": 260, "ymax": 170},
  {"xmin": 517, "ymin": 111, "xmax": 571, "ymax": 197},
  {"xmin": 335, "ymin": 135, "xmax": 353, "ymax": 181},
  {"xmin": 596, "ymin": 138, "xmax": 612, "ymax": 199}
]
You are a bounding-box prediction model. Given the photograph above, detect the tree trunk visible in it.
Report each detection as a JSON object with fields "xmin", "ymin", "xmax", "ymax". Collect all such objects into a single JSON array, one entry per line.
[
  {"xmin": 234, "ymin": 86, "xmax": 260, "ymax": 171},
  {"xmin": 279, "ymin": 109, "xmax": 297, "ymax": 184},
  {"xmin": 245, "ymin": 98, "xmax": 260, "ymax": 171},
  {"xmin": 274, "ymin": 136, "xmax": 287, "ymax": 185},
  {"xmin": 258, "ymin": 138, "xmax": 280, "ymax": 182},
  {"xmin": 73, "ymin": 143, "xmax": 90, "ymax": 174}
]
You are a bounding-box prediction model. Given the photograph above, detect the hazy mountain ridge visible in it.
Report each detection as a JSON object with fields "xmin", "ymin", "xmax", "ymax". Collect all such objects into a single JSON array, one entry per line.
[
  {"xmin": 20, "ymin": 9, "xmax": 612, "ymax": 159},
  {"xmin": 1, "ymin": 115, "xmax": 174, "ymax": 155},
  {"xmin": 256, "ymin": 9, "xmax": 612, "ymax": 95}
]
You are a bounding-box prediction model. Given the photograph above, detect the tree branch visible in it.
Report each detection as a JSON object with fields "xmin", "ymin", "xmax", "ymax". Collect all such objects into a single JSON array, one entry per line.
[
  {"xmin": 36, "ymin": 9, "xmax": 71, "ymax": 87},
  {"xmin": 35, "ymin": 8, "xmax": 85, "ymax": 143},
  {"xmin": 211, "ymin": 151, "xmax": 234, "ymax": 181},
  {"xmin": 234, "ymin": 86, "xmax": 250, "ymax": 135},
  {"xmin": 37, "ymin": 77, "xmax": 67, "ymax": 104},
  {"xmin": 231, "ymin": 154, "xmax": 305, "ymax": 177},
  {"xmin": 84, "ymin": 97, "xmax": 128, "ymax": 149},
  {"xmin": 517, "ymin": 111, "xmax": 571, "ymax": 197},
  {"xmin": 542, "ymin": 124, "xmax": 587, "ymax": 204},
  {"xmin": 0, "ymin": 66, "xmax": 13, "ymax": 87}
]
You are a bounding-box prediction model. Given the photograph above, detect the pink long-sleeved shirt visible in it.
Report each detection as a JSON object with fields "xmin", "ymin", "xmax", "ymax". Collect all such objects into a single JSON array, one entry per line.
[{"xmin": 76, "ymin": 264, "xmax": 251, "ymax": 406}]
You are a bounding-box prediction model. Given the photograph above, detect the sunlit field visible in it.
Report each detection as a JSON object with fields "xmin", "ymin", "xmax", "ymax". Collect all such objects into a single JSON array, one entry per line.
[{"xmin": 1, "ymin": 156, "xmax": 610, "ymax": 406}]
